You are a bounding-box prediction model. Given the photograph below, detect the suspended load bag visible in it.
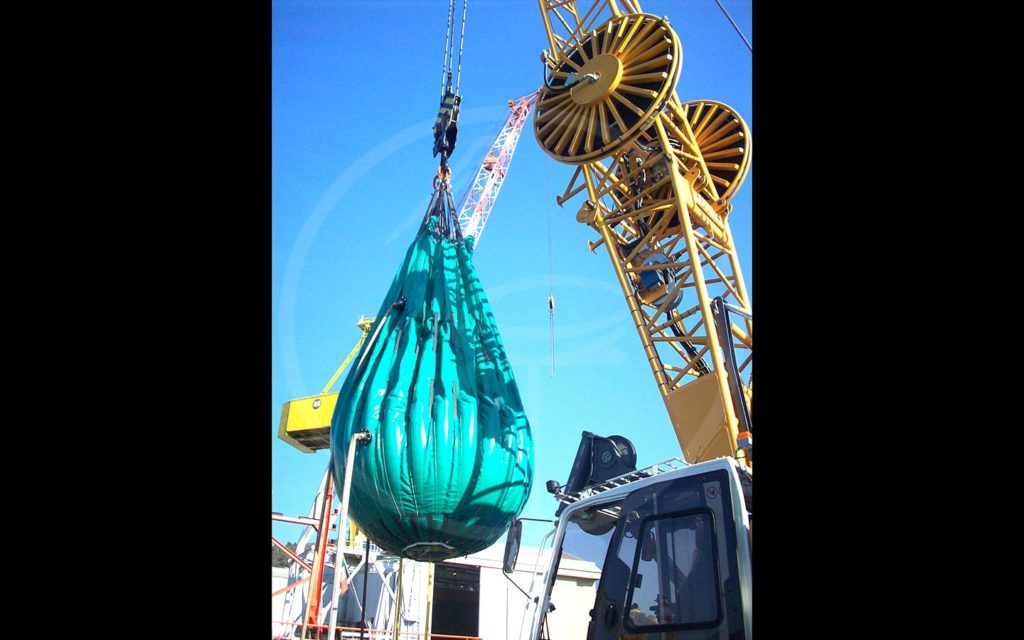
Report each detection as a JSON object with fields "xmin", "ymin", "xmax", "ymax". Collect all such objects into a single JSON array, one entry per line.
[{"xmin": 331, "ymin": 178, "xmax": 533, "ymax": 562}]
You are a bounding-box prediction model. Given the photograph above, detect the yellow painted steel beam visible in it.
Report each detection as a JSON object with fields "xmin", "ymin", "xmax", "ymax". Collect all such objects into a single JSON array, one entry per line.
[
  {"xmin": 582, "ymin": 166, "xmax": 672, "ymax": 395},
  {"xmin": 537, "ymin": 0, "xmax": 752, "ymax": 466},
  {"xmin": 655, "ymin": 115, "xmax": 743, "ymax": 462}
]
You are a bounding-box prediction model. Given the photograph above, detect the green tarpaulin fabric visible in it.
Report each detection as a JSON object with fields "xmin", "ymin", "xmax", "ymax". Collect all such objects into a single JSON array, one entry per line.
[{"xmin": 330, "ymin": 180, "xmax": 533, "ymax": 562}]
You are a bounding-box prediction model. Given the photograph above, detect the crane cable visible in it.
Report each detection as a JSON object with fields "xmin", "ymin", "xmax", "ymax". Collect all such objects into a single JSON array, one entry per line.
[
  {"xmin": 440, "ymin": 0, "xmax": 468, "ymax": 95},
  {"xmin": 433, "ymin": 0, "xmax": 468, "ymax": 171},
  {"xmin": 546, "ymin": 168, "xmax": 555, "ymax": 377},
  {"xmin": 713, "ymin": 0, "xmax": 752, "ymax": 52},
  {"xmin": 439, "ymin": 0, "xmax": 454, "ymax": 94},
  {"xmin": 454, "ymin": 0, "xmax": 467, "ymax": 94}
]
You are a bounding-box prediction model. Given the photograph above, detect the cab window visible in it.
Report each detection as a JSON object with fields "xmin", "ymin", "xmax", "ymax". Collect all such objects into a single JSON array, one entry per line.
[{"xmin": 625, "ymin": 511, "xmax": 720, "ymax": 629}]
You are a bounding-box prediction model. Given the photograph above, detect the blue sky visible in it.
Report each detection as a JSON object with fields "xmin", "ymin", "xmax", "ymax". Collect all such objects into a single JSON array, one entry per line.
[{"xmin": 272, "ymin": 0, "xmax": 752, "ymax": 549}]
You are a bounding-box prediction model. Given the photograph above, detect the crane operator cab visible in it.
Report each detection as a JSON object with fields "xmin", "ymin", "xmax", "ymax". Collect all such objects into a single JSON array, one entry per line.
[{"xmin": 504, "ymin": 432, "xmax": 752, "ymax": 640}]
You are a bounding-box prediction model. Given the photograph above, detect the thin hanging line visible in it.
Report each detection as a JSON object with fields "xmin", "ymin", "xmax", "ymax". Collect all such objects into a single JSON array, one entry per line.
[
  {"xmin": 546, "ymin": 168, "xmax": 555, "ymax": 378},
  {"xmin": 441, "ymin": 0, "xmax": 455, "ymax": 93},
  {"xmin": 454, "ymin": 0, "xmax": 468, "ymax": 93},
  {"xmin": 446, "ymin": 0, "xmax": 457, "ymax": 87},
  {"xmin": 546, "ymin": 172, "xmax": 554, "ymax": 297},
  {"xmin": 714, "ymin": 0, "xmax": 752, "ymax": 52}
]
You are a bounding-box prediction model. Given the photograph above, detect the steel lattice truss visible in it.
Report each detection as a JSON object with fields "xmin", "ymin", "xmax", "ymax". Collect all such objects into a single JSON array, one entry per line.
[
  {"xmin": 456, "ymin": 91, "xmax": 541, "ymax": 244},
  {"xmin": 539, "ymin": 0, "xmax": 644, "ymax": 65},
  {"xmin": 537, "ymin": 0, "xmax": 752, "ymax": 464}
]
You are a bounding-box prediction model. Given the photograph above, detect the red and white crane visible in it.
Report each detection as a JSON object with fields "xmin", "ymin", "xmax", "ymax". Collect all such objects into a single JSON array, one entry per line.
[{"xmin": 456, "ymin": 90, "xmax": 540, "ymax": 244}]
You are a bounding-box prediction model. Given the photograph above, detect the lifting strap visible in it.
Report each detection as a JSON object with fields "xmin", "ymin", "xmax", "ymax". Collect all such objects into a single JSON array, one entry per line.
[{"xmin": 424, "ymin": 171, "xmax": 462, "ymax": 242}]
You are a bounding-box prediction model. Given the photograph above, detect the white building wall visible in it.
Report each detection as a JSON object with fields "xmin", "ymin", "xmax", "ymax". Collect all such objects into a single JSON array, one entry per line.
[
  {"xmin": 449, "ymin": 545, "xmax": 600, "ymax": 640},
  {"xmin": 545, "ymin": 573, "xmax": 599, "ymax": 640},
  {"xmin": 272, "ymin": 567, "xmax": 289, "ymax": 626},
  {"xmin": 274, "ymin": 542, "xmax": 599, "ymax": 640}
]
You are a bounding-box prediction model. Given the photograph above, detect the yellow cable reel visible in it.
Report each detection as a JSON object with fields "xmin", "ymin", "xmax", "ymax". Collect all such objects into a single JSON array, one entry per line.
[
  {"xmin": 535, "ymin": 13, "xmax": 682, "ymax": 164},
  {"xmin": 613, "ymin": 99, "xmax": 751, "ymax": 235},
  {"xmin": 679, "ymin": 99, "xmax": 751, "ymax": 206}
]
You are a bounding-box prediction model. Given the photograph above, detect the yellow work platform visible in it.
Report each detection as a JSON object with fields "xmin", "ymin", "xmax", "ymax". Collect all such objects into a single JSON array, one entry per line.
[
  {"xmin": 278, "ymin": 316, "xmax": 375, "ymax": 453},
  {"xmin": 278, "ymin": 392, "xmax": 340, "ymax": 452}
]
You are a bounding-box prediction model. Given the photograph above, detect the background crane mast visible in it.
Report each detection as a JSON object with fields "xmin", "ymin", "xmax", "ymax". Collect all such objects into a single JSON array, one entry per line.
[
  {"xmin": 456, "ymin": 91, "xmax": 540, "ymax": 243},
  {"xmin": 535, "ymin": 0, "xmax": 753, "ymax": 465}
]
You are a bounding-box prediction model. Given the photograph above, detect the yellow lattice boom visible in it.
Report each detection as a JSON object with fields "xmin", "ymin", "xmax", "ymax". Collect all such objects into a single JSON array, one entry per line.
[{"xmin": 536, "ymin": 0, "xmax": 752, "ymax": 466}]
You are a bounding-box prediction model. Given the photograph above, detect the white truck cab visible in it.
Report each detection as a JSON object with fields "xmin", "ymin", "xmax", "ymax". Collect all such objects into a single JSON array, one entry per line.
[{"xmin": 505, "ymin": 435, "xmax": 752, "ymax": 640}]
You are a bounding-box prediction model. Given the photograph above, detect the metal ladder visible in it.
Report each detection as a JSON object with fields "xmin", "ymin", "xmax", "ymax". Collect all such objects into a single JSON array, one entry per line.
[{"xmin": 551, "ymin": 457, "xmax": 689, "ymax": 508}]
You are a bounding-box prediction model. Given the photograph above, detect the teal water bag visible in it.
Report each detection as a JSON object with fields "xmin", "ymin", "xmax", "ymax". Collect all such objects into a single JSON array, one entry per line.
[{"xmin": 330, "ymin": 178, "xmax": 533, "ymax": 562}]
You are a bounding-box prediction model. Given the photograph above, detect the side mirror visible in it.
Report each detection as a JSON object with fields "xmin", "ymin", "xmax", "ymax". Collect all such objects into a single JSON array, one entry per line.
[{"xmin": 503, "ymin": 519, "xmax": 523, "ymax": 574}]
